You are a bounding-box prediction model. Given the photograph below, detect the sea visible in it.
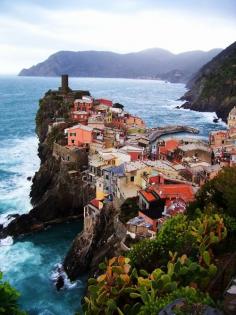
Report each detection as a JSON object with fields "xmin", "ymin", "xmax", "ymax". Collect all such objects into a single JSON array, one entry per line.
[{"xmin": 0, "ymin": 76, "xmax": 226, "ymax": 315}]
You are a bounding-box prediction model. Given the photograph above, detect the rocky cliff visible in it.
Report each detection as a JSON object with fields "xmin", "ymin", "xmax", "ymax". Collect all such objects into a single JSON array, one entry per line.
[
  {"xmin": 181, "ymin": 41, "xmax": 236, "ymax": 121},
  {"xmin": 0, "ymin": 89, "xmax": 93, "ymax": 238},
  {"xmin": 63, "ymin": 205, "xmax": 126, "ymax": 280}
]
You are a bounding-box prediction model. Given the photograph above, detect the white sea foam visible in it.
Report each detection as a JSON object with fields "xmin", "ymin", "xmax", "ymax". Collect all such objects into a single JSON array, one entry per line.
[
  {"xmin": 51, "ymin": 263, "xmax": 81, "ymax": 290},
  {"xmin": 0, "ymin": 213, "xmax": 14, "ymax": 227},
  {"xmin": 0, "ymin": 240, "xmax": 42, "ymax": 273},
  {"xmin": 0, "ymin": 136, "xmax": 39, "ymax": 217},
  {"xmin": 0, "ymin": 236, "xmax": 13, "ymax": 246}
]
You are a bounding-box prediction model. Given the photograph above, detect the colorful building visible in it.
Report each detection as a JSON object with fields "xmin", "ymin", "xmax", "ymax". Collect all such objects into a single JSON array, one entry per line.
[
  {"xmin": 228, "ymin": 106, "xmax": 236, "ymax": 128},
  {"xmin": 120, "ymin": 145, "xmax": 145, "ymax": 161},
  {"xmin": 74, "ymin": 97, "xmax": 93, "ymax": 113},
  {"xmin": 65, "ymin": 124, "xmax": 93, "ymax": 146},
  {"xmin": 157, "ymin": 139, "xmax": 180, "ymax": 160},
  {"xmin": 209, "ymin": 130, "xmax": 229, "ymax": 148},
  {"xmin": 71, "ymin": 111, "xmax": 89, "ymax": 124}
]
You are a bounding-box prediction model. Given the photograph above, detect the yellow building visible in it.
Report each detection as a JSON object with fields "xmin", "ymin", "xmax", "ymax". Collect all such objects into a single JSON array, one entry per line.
[{"xmin": 228, "ymin": 106, "xmax": 236, "ymax": 128}]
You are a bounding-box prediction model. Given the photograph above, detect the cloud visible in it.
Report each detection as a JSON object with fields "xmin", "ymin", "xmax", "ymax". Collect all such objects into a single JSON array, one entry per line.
[{"xmin": 0, "ymin": 1, "xmax": 235, "ymax": 74}]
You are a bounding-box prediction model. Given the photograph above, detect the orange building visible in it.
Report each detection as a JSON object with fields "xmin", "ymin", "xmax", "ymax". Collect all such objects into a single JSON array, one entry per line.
[
  {"xmin": 66, "ymin": 124, "xmax": 93, "ymax": 147},
  {"xmin": 125, "ymin": 115, "xmax": 146, "ymax": 129},
  {"xmin": 158, "ymin": 139, "xmax": 180, "ymax": 160},
  {"xmin": 138, "ymin": 183, "xmax": 194, "ymax": 231}
]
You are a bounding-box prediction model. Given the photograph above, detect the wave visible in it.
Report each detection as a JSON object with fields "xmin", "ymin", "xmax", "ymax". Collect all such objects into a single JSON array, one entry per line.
[
  {"xmin": 0, "ymin": 136, "xmax": 39, "ymax": 217},
  {"xmin": 0, "ymin": 236, "xmax": 13, "ymax": 246},
  {"xmin": 50, "ymin": 263, "xmax": 82, "ymax": 291},
  {"xmin": 0, "ymin": 213, "xmax": 15, "ymax": 227}
]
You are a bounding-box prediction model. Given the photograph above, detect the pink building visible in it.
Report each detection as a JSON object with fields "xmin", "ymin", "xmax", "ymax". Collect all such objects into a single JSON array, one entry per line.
[{"xmin": 66, "ymin": 124, "xmax": 93, "ymax": 147}]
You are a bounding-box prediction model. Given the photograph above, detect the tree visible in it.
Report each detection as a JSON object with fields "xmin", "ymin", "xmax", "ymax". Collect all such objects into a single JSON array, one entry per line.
[
  {"xmin": 0, "ymin": 272, "xmax": 26, "ymax": 315},
  {"xmin": 188, "ymin": 166, "xmax": 236, "ymax": 217}
]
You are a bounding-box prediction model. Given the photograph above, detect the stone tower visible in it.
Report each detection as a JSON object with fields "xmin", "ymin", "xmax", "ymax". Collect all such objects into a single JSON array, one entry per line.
[{"xmin": 61, "ymin": 74, "xmax": 69, "ymax": 94}]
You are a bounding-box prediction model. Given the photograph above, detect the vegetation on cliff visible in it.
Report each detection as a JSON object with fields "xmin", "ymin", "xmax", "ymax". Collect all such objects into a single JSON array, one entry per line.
[
  {"xmin": 181, "ymin": 41, "xmax": 236, "ymax": 121},
  {"xmin": 0, "ymin": 272, "xmax": 26, "ymax": 315},
  {"xmin": 81, "ymin": 167, "xmax": 236, "ymax": 314}
]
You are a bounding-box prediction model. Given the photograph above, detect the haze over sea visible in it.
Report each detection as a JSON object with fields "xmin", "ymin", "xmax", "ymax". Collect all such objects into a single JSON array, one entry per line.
[{"xmin": 0, "ymin": 76, "xmax": 226, "ymax": 315}]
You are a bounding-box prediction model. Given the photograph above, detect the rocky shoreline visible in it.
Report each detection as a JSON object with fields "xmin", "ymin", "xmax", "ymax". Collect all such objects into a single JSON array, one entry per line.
[{"xmin": 180, "ymin": 41, "xmax": 236, "ymax": 122}]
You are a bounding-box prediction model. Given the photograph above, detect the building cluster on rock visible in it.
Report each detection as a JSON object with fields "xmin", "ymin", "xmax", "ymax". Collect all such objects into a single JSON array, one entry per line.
[{"xmin": 49, "ymin": 76, "xmax": 236, "ymax": 242}]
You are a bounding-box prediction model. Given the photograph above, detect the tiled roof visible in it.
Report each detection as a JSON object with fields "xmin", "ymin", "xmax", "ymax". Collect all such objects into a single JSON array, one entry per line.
[
  {"xmin": 139, "ymin": 190, "xmax": 157, "ymax": 202},
  {"xmin": 178, "ymin": 143, "xmax": 210, "ymax": 152},
  {"xmin": 150, "ymin": 184, "xmax": 195, "ymax": 202},
  {"xmin": 66, "ymin": 124, "xmax": 93, "ymax": 132},
  {"xmin": 90, "ymin": 198, "xmax": 102, "ymax": 209},
  {"xmin": 159, "ymin": 139, "xmax": 180, "ymax": 154},
  {"xmin": 124, "ymin": 161, "xmax": 147, "ymax": 172}
]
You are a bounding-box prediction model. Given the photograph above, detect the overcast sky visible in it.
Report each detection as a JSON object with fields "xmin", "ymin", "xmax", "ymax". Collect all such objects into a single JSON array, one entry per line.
[{"xmin": 0, "ymin": 0, "xmax": 235, "ymax": 74}]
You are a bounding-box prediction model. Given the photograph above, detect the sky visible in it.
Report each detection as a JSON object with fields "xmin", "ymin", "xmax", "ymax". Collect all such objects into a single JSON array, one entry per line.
[{"xmin": 0, "ymin": 0, "xmax": 235, "ymax": 74}]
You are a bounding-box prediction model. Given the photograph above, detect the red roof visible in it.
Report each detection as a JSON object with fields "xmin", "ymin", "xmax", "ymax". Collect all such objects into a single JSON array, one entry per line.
[
  {"xmin": 90, "ymin": 198, "xmax": 101, "ymax": 209},
  {"xmin": 159, "ymin": 139, "xmax": 179, "ymax": 155},
  {"xmin": 150, "ymin": 184, "xmax": 194, "ymax": 203},
  {"xmin": 139, "ymin": 190, "xmax": 157, "ymax": 202}
]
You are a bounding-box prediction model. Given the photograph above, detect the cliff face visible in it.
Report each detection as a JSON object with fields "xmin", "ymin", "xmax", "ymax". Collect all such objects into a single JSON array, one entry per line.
[
  {"xmin": 181, "ymin": 41, "xmax": 236, "ymax": 121},
  {"xmin": 0, "ymin": 89, "xmax": 93, "ymax": 238},
  {"xmin": 63, "ymin": 205, "xmax": 127, "ymax": 280}
]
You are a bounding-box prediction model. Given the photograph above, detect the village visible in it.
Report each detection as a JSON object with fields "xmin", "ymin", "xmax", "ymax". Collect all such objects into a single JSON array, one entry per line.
[{"xmin": 50, "ymin": 76, "xmax": 236, "ymax": 243}]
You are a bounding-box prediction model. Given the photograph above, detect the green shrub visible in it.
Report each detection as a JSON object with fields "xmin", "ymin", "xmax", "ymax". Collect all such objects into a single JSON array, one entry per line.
[
  {"xmin": 82, "ymin": 254, "xmax": 217, "ymax": 315},
  {"xmin": 0, "ymin": 272, "xmax": 26, "ymax": 315}
]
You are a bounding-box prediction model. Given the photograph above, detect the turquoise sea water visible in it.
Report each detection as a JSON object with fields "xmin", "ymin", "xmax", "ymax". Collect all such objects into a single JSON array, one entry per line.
[{"xmin": 0, "ymin": 76, "xmax": 226, "ymax": 315}]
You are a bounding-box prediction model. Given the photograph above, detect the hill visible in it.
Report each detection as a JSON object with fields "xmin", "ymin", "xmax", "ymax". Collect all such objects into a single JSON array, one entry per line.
[
  {"xmin": 181, "ymin": 41, "xmax": 236, "ymax": 121},
  {"xmin": 18, "ymin": 48, "xmax": 222, "ymax": 83}
]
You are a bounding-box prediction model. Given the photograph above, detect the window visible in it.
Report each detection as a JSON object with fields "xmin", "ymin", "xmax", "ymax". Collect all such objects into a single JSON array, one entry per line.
[
  {"xmin": 105, "ymin": 175, "xmax": 109, "ymax": 180},
  {"xmin": 71, "ymin": 140, "xmax": 75, "ymax": 144},
  {"xmin": 130, "ymin": 176, "xmax": 134, "ymax": 182}
]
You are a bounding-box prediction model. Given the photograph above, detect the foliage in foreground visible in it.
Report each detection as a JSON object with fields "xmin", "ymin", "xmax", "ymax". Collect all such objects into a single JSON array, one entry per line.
[
  {"xmin": 81, "ymin": 168, "xmax": 236, "ymax": 314},
  {"xmin": 82, "ymin": 254, "xmax": 216, "ymax": 315},
  {"xmin": 0, "ymin": 272, "xmax": 26, "ymax": 315}
]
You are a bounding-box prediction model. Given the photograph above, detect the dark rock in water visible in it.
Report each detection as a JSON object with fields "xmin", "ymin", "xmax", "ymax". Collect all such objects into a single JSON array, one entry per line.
[
  {"xmin": 56, "ymin": 275, "xmax": 64, "ymax": 291},
  {"xmin": 8, "ymin": 214, "xmax": 20, "ymax": 219},
  {"xmin": 213, "ymin": 118, "xmax": 219, "ymax": 123},
  {"xmin": 63, "ymin": 205, "xmax": 126, "ymax": 280},
  {"xmin": 176, "ymin": 105, "xmax": 180, "ymax": 109},
  {"xmin": 27, "ymin": 176, "xmax": 32, "ymax": 181}
]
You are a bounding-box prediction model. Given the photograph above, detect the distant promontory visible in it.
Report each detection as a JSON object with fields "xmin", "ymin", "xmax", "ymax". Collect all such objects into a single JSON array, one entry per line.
[
  {"xmin": 18, "ymin": 48, "xmax": 222, "ymax": 83},
  {"xmin": 181, "ymin": 41, "xmax": 236, "ymax": 121}
]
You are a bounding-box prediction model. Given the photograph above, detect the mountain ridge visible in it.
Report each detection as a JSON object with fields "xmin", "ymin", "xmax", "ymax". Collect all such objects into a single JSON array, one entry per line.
[{"xmin": 19, "ymin": 47, "xmax": 222, "ymax": 83}]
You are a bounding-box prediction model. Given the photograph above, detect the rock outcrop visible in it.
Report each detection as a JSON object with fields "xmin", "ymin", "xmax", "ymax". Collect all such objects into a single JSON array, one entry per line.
[
  {"xmin": 181, "ymin": 41, "xmax": 236, "ymax": 121},
  {"xmin": 63, "ymin": 204, "xmax": 127, "ymax": 280},
  {"xmin": 0, "ymin": 88, "xmax": 93, "ymax": 238}
]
